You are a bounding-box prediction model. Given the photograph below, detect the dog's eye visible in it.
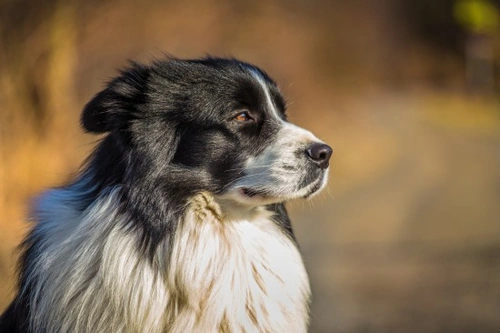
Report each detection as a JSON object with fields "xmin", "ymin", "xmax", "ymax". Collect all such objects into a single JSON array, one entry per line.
[{"xmin": 234, "ymin": 111, "xmax": 252, "ymax": 122}]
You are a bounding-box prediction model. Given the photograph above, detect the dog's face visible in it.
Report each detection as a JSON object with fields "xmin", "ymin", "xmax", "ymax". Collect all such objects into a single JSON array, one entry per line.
[{"xmin": 82, "ymin": 58, "xmax": 332, "ymax": 207}]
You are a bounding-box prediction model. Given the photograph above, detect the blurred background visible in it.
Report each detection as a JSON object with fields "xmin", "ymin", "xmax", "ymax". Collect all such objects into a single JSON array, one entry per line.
[{"xmin": 1, "ymin": 0, "xmax": 500, "ymax": 332}]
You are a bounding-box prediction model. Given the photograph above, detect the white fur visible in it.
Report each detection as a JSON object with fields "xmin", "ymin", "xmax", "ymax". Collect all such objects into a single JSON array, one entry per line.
[
  {"xmin": 248, "ymin": 68, "xmax": 284, "ymax": 125},
  {"xmin": 24, "ymin": 184, "xmax": 310, "ymax": 333},
  {"xmin": 25, "ymin": 186, "xmax": 170, "ymax": 333},
  {"xmin": 168, "ymin": 192, "xmax": 310, "ymax": 332}
]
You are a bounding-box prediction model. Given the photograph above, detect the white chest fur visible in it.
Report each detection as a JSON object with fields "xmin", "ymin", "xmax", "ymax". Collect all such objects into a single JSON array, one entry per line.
[
  {"xmin": 28, "ymin": 189, "xmax": 310, "ymax": 333},
  {"xmin": 167, "ymin": 193, "xmax": 311, "ymax": 332}
]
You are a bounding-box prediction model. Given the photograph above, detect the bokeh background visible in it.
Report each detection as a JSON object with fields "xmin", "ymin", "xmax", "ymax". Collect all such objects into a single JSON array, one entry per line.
[{"xmin": 1, "ymin": 0, "xmax": 500, "ymax": 332}]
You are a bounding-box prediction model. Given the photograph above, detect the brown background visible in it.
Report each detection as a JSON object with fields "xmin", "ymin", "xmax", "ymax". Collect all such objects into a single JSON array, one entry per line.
[{"xmin": 1, "ymin": 1, "xmax": 500, "ymax": 332}]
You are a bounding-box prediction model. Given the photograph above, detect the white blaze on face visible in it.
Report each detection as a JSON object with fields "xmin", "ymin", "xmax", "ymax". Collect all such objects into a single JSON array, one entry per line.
[
  {"xmin": 248, "ymin": 68, "xmax": 285, "ymax": 125},
  {"xmin": 220, "ymin": 68, "xmax": 329, "ymax": 206},
  {"xmin": 248, "ymin": 67, "xmax": 320, "ymax": 142}
]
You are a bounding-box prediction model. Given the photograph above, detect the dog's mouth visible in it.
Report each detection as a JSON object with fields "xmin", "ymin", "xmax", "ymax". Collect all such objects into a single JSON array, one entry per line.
[
  {"xmin": 302, "ymin": 178, "xmax": 324, "ymax": 199},
  {"xmin": 237, "ymin": 173, "xmax": 326, "ymax": 202}
]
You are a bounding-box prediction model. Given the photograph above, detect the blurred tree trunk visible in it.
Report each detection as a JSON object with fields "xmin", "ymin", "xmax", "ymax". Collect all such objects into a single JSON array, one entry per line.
[
  {"xmin": 0, "ymin": 0, "xmax": 77, "ymax": 137},
  {"xmin": 0, "ymin": 0, "xmax": 78, "ymax": 232}
]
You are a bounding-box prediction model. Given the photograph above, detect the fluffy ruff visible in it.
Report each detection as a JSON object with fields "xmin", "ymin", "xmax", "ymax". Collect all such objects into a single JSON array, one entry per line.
[{"xmin": 0, "ymin": 57, "xmax": 332, "ymax": 333}]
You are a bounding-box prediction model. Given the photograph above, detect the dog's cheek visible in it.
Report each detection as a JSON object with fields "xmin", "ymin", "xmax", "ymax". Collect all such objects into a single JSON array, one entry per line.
[
  {"xmin": 172, "ymin": 129, "xmax": 247, "ymax": 191},
  {"xmin": 210, "ymin": 152, "xmax": 247, "ymax": 191},
  {"xmin": 172, "ymin": 129, "xmax": 235, "ymax": 167},
  {"xmin": 200, "ymin": 133, "xmax": 247, "ymax": 189}
]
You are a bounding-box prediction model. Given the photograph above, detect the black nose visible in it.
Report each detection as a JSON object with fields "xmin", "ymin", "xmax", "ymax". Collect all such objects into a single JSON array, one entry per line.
[{"xmin": 306, "ymin": 143, "xmax": 333, "ymax": 169}]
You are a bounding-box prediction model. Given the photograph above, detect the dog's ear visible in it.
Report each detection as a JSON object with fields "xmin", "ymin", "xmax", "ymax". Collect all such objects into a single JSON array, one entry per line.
[{"xmin": 81, "ymin": 62, "xmax": 150, "ymax": 133}]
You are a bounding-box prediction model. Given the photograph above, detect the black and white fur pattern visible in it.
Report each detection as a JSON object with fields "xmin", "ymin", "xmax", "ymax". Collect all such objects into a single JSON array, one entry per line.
[{"xmin": 0, "ymin": 57, "xmax": 333, "ymax": 333}]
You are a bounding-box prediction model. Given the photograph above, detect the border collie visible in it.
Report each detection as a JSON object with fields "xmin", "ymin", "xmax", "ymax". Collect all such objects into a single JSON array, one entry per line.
[{"xmin": 0, "ymin": 57, "xmax": 332, "ymax": 333}]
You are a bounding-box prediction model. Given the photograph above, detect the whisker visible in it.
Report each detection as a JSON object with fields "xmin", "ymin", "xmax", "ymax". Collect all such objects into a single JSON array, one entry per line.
[
  {"xmin": 221, "ymin": 172, "xmax": 272, "ymax": 188},
  {"xmin": 224, "ymin": 164, "xmax": 277, "ymax": 172},
  {"xmin": 325, "ymin": 184, "xmax": 335, "ymax": 200}
]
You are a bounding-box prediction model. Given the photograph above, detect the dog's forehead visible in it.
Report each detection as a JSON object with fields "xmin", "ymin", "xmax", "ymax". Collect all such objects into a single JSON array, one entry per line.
[
  {"xmin": 207, "ymin": 61, "xmax": 279, "ymax": 98},
  {"xmin": 205, "ymin": 61, "xmax": 285, "ymax": 114},
  {"xmin": 148, "ymin": 59, "xmax": 286, "ymax": 121},
  {"xmin": 242, "ymin": 65, "xmax": 286, "ymax": 120}
]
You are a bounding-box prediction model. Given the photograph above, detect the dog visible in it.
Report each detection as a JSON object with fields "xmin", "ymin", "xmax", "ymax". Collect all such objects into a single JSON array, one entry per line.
[{"xmin": 0, "ymin": 57, "xmax": 332, "ymax": 333}]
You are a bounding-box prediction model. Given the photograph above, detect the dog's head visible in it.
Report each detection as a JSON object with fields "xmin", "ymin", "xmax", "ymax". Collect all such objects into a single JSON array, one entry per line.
[{"xmin": 82, "ymin": 57, "xmax": 332, "ymax": 208}]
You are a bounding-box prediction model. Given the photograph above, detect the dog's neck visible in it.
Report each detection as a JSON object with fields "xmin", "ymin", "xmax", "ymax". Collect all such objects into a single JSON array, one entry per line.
[
  {"xmin": 166, "ymin": 192, "xmax": 310, "ymax": 332},
  {"xmin": 197, "ymin": 191, "xmax": 271, "ymax": 222}
]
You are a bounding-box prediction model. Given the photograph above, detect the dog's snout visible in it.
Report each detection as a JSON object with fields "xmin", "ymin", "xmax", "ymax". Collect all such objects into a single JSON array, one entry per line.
[{"xmin": 306, "ymin": 143, "xmax": 333, "ymax": 169}]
